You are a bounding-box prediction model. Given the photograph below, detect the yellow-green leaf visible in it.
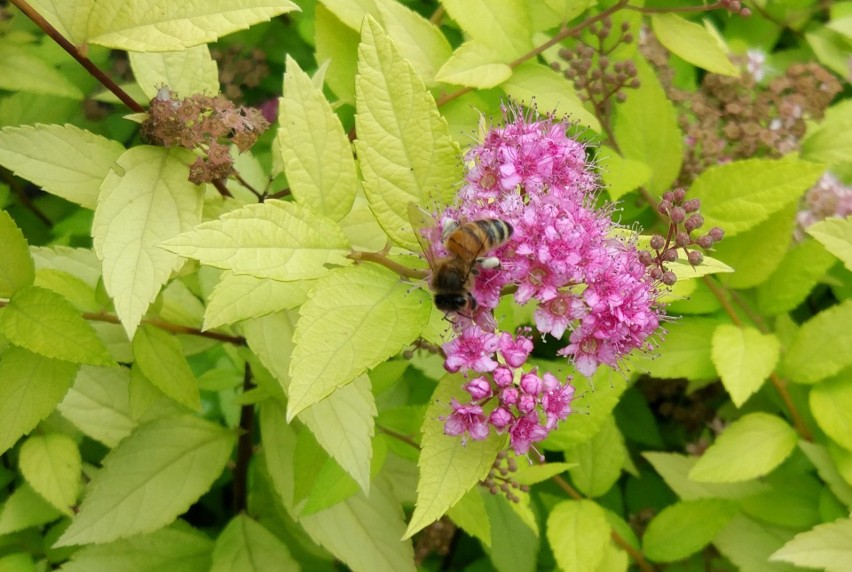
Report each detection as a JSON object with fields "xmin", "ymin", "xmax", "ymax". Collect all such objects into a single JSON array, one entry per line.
[
  {"xmin": 85, "ymin": 0, "xmax": 300, "ymax": 51},
  {"xmin": 599, "ymin": 147, "xmax": 652, "ymax": 201},
  {"xmin": 57, "ymin": 366, "xmax": 135, "ymax": 448},
  {"xmin": 355, "ymin": 16, "xmax": 462, "ymax": 251},
  {"xmin": 435, "ymin": 40, "xmax": 513, "ymax": 88},
  {"xmin": 810, "ymin": 373, "xmax": 852, "ymax": 452},
  {"xmin": 807, "ymin": 216, "xmax": 852, "ymax": 272},
  {"xmin": 0, "ymin": 286, "xmax": 112, "ymax": 366},
  {"xmin": 643, "ymin": 499, "xmax": 738, "ymax": 562},
  {"xmin": 132, "ymin": 324, "xmax": 200, "ymax": 410},
  {"xmin": 546, "ymin": 500, "xmax": 610, "ymax": 572},
  {"xmin": 58, "ymin": 525, "xmax": 214, "ymax": 572},
  {"xmin": 404, "ymin": 374, "xmax": 504, "ymax": 539},
  {"xmin": 712, "ymin": 324, "xmax": 780, "ymax": 407},
  {"xmin": 161, "ymin": 199, "xmax": 350, "ymax": 282},
  {"xmin": 689, "ymin": 413, "xmax": 797, "ymax": 483},
  {"xmin": 211, "ymin": 514, "xmax": 299, "ymax": 572},
  {"xmin": 0, "ymin": 347, "xmax": 79, "ymax": 456},
  {"xmin": 93, "ymin": 146, "xmax": 203, "ymax": 339},
  {"xmin": 650, "ymin": 13, "xmax": 739, "ymax": 76},
  {"xmin": 0, "ymin": 210, "xmax": 34, "ymax": 297},
  {"xmin": 501, "ymin": 62, "xmax": 600, "ymax": 131},
  {"xmin": 770, "ymin": 516, "xmax": 852, "ymax": 572},
  {"xmin": 56, "ymin": 415, "xmax": 235, "ymax": 546},
  {"xmin": 19, "ymin": 434, "xmax": 81, "ymax": 516},
  {"xmin": 0, "ymin": 43, "xmax": 84, "ymax": 99},
  {"xmin": 27, "ymin": 0, "xmax": 92, "ymax": 44},
  {"xmin": 279, "ymin": 56, "xmax": 357, "ymax": 222},
  {"xmin": 440, "ymin": 0, "xmax": 533, "ymax": 60},
  {"xmin": 0, "ymin": 484, "xmax": 62, "ymax": 535},
  {"xmin": 287, "ymin": 264, "xmax": 428, "ymax": 419},
  {"xmin": 129, "ymin": 44, "xmax": 219, "ymax": 99},
  {"xmin": 0, "ymin": 124, "xmax": 125, "ymax": 209},
  {"xmin": 204, "ymin": 272, "xmax": 312, "ymax": 330},
  {"xmin": 783, "ymin": 299, "xmax": 852, "ymax": 384}
]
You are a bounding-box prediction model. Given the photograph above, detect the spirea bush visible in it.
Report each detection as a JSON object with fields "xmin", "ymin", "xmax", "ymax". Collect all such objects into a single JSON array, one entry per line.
[{"xmin": 0, "ymin": 1, "xmax": 850, "ymax": 571}]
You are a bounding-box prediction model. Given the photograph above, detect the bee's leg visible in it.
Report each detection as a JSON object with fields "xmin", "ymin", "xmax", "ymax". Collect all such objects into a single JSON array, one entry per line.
[{"xmin": 476, "ymin": 256, "xmax": 501, "ymax": 269}]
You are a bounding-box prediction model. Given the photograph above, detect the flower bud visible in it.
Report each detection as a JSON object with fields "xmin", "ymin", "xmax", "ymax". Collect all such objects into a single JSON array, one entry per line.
[
  {"xmin": 650, "ymin": 234, "xmax": 666, "ymax": 250},
  {"xmin": 465, "ymin": 377, "xmax": 493, "ymax": 400},
  {"xmin": 501, "ymin": 387, "xmax": 520, "ymax": 406},
  {"xmin": 675, "ymin": 232, "xmax": 691, "ymax": 247},
  {"xmin": 687, "ymin": 251, "xmax": 704, "ymax": 266},
  {"xmin": 490, "ymin": 407, "xmax": 514, "ymax": 430},
  {"xmin": 696, "ymin": 235, "xmax": 714, "ymax": 248},
  {"xmin": 683, "ymin": 198, "xmax": 701, "ymax": 212},
  {"xmin": 685, "ymin": 214, "xmax": 704, "ymax": 232},
  {"xmin": 492, "ymin": 366, "xmax": 514, "ymax": 387},
  {"xmin": 662, "ymin": 271, "xmax": 677, "ymax": 285},
  {"xmin": 662, "ymin": 248, "xmax": 679, "ymax": 262},
  {"xmin": 520, "ymin": 372, "xmax": 543, "ymax": 395},
  {"xmin": 708, "ymin": 227, "xmax": 725, "ymax": 241},
  {"xmin": 670, "ymin": 207, "xmax": 686, "ymax": 224},
  {"xmin": 673, "ymin": 188, "xmax": 686, "ymax": 202}
]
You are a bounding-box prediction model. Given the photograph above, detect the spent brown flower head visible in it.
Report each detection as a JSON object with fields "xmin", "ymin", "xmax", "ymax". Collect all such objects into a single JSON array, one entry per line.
[{"xmin": 141, "ymin": 87, "xmax": 269, "ymax": 184}]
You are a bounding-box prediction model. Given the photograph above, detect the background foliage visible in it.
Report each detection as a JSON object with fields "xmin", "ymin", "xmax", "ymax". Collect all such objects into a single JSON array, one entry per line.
[{"xmin": 1, "ymin": 0, "xmax": 851, "ymax": 571}]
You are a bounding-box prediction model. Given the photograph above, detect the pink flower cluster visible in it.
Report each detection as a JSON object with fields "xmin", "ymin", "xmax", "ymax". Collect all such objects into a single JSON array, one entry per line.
[
  {"xmin": 428, "ymin": 105, "xmax": 664, "ymax": 376},
  {"xmin": 441, "ymin": 328, "xmax": 575, "ymax": 456},
  {"xmin": 795, "ymin": 172, "xmax": 852, "ymax": 241}
]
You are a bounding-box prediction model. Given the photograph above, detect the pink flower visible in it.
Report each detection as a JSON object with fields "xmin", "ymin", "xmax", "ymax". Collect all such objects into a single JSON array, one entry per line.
[
  {"xmin": 443, "ymin": 326, "xmax": 500, "ymax": 373},
  {"xmin": 464, "ymin": 377, "xmax": 493, "ymax": 400},
  {"xmin": 499, "ymin": 331, "xmax": 533, "ymax": 368},
  {"xmin": 509, "ymin": 412, "xmax": 549, "ymax": 456},
  {"xmin": 443, "ymin": 399, "xmax": 489, "ymax": 441},
  {"xmin": 490, "ymin": 407, "xmax": 514, "ymax": 431},
  {"xmin": 541, "ymin": 372, "xmax": 575, "ymax": 429}
]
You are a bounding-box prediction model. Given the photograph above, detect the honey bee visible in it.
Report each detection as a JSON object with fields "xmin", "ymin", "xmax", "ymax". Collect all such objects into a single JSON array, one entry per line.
[{"xmin": 409, "ymin": 204, "xmax": 513, "ymax": 313}]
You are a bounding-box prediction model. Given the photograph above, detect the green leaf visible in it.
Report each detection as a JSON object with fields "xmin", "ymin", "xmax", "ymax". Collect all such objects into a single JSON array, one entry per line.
[
  {"xmin": 0, "ymin": 43, "xmax": 84, "ymax": 99},
  {"xmin": 446, "ymin": 488, "xmax": 491, "ymax": 548},
  {"xmin": 514, "ymin": 462, "xmax": 574, "ymax": 486},
  {"xmin": 0, "ymin": 553, "xmax": 34, "ymax": 571},
  {"xmin": 599, "ymin": 148, "xmax": 652, "ymax": 201},
  {"xmin": 24, "ymin": 0, "xmax": 89, "ymax": 44},
  {"xmin": 543, "ymin": 366, "xmax": 628, "ymax": 449},
  {"xmin": 783, "ymin": 299, "xmax": 852, "ymax": 384},
  {"xmin": 404, "ymin": 374, "xmax": 504, "ymax": 538},
  {"xmin": 546, "ymin": 500, "xmax": 610, "ymax": 572},
  {"xmin": 299, "ymin": 477, "xmax": 416, "ymax": 572},
  {"xmin": 373, "ymin": 0, "xmax": 452, "ymax": 86},
  {"xmin": 279, "ymin": 56, "xmax": 357, "ymax": 222},
  {"xmin": 287, "ymin": 264, "xmax": 428, "ymax": 419},
  {"xmin": 712, "ymin": 324, "xmax": 780, "ymax": 407},
  {"xmin": 211, "ymin": 514, "xmax": 299, "ymax": 572},
  {"xmin": 161, "ymin": 199, "xmax": 350, "ymax": 282},
  {"xmin": 31, "ymin": 245, "xmax": 101, "ymax": 288},
  {"xmin": 564, "ymin": 417, "xmax": 625, "ymax": 498},
  {"xmin": 19, "ymin": 434, "xmax": 81, "ymax": 516},
  {"xmin": 204, "ymin": 272, "xmax": 311, "ymax": 330},
  {"xmin": 715, "ymin": 514, "xmax": 799, "ymax": 572},
  {"xmin": 807, "ymin": 216, "xmax": 852, "ymax": 272},
  {"xmin": 56, "ymin": 415, "xmax": 235, "ymax": 546},
  {"xmin": 0, "ymin": 484, "xmax": 62, "ymax": 535},
  {"xmin": 771, "ymin": 516, "xmax": 852, "ymax": 572},
  {"xmin": 800, "ymin": 441, "xmax": 852, "ymax": 508},
  {"xmin": 59, "ymin": 524, "xmax": 214, "ymax": 572},
  {"xmin": 484, "ymin": 494, "xmax": 538, "ymax": 572},
  {"xmin": 129, "ymin": 45, "xmax": 219, "ymax": 99},
  {"xmin": 57, "ymin": 366, "xmax": 135, "ymax": 448},
  {"xmin": 689, "ymin": 158, "xmax": 824, "ymax": 237},
  {"xmin": 0, "ymin": 286, "xmax": 112, "ymax": 366},
  {"xmin": 715, "ymin": 202, "xmax": 797, "ymax": 289},
  {"xmin": 0, "ymin": 210, "xmax": 34, "ymax": 297},
  {"xmin": 315, "ymin": 4, "xmax": 359, "ymax": 104},
  {"xmin": 629, "ymin": 317, "xmax": 720, "ymax": 380},
  {"xmin": 435, "ymin": 40, "xmax": 513, "ymax": 88},
  {"xmin": 245, "ymin": 312, "xmax": 376, "ymax": 493},
  {"xmin": 355, "ymin": 16, "xmax": 462, "ymax": 251},
  {"xmin": 689, "ymin": 413, "xmax": 797, "ymax": 483},
  {"xmin": 650, "ymin": 13, "xmax": 739, "ymax": 76},
  {"xmin": 642, "ymin": 499, "xmax": 738, "ymax": 562},
  {"xmin": 500, "ymin": 62, "xmax": 600, "ymax": 131},
  {"xmin": 643, "ymin": 452, "xmax": 769, "ymax": 501},
  {"xmin": 0, "ymin": 347, "xmax": 79, "ymax": 456},
  {"xmin": 613, "ymin": 55, "xmax": 682, "ymax": 194},
  {"xmin": 440, "ymin": 0, "xmax": 533, "ymax": 60},
  {"xmin": 34, "ymin": 268, "xmax": 99, "ymax": 312},
  {"xmin": 259, "ymin": 400, "xmax": 298, "ymax": 512},
  {"xmin": 0, "ymin": 124, "xmax": 125, "ymax": 209},
  {"xmin": 757, "ymin": 239, "xmax": 838, "ymax": 315},
  {"xmin": 132, "ymin": 324, "xmax": 200, "ymax": 410},
  {"xmin": 85, "ymin": 0, "xmax": 300, "ymax": 51},
  {"xmin": 93, "ymin": 146, "xmax": 203, "ymax": 339},
  {"xmin": 801, "ymin": 115, "xmax": 852, "ymax": 167},
  {"xmin": 810, "ymin": 373, "xmax": 852, "ymax": 452}
]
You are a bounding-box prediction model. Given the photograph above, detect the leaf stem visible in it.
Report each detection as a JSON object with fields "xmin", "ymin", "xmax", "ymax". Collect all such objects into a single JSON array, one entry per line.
[
  {"xmin": 348, "ymin": 250, "xmax": 428, "ymax": 280},
  {"xmin": 232, "ymin": 363, "xmax": 255, "ymax": 513},
  {"xmin": 377, "ymin": 424, "xmax": 421, "ymax": 450},
  {"xmin": 80, "ymin": 310, "xmax": 247, "ymax": 345},
  {"xmin": 0, "ymin": 167, "xmax": 53, "ymax": 227},
  {"xmin": 624, "ymin": 1, "xmax": 726, "ymax": 14},
  {"xmin": 9, "ymin": 0, "xmax": 145, "ymax": 113}
]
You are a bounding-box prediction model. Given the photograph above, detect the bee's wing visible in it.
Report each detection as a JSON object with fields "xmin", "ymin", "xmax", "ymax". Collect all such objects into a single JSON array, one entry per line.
[{"xmin": 407, "ymin": 202, "xmax": 438, "ymax": 268}]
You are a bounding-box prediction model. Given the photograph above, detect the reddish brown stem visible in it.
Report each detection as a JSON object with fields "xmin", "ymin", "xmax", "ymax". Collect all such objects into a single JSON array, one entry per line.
[
  {"xmin": 232, "ymin": 363, "xmax": 255, "ymax": 513},
  {"xmin": 10, "ymin": 0, "xmax": 145, "ymax": 113}
]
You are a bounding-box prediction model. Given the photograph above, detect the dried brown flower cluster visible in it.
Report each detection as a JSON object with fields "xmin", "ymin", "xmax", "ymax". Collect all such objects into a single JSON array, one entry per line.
[
  {"xmin": 552, "ymin": 18, "xmax": 640, "ymax": 116},
  {"xmin": 141, "ymin": 87, "xmax": 269, "ymax": 184},
  {"xmin": 413, "ymin": 517, "xmax": 456, "ymax": 565},
  {"xmin": 211, "ymin": 46, "xmax": 270, "ymax": 101},
  {"xmin": 795, "ymin": 172, "xmax": 852, "ymax": 241},
  {"xmin": 640, "ymin": 188, "xmax": 724, "ymax": 286},
  {"xmin": 673, "ymin": 61, "xmax": 841, "ymax": 183},
  {"xmin": 481, "ymin": 450, "xmax": 529, "ymax": 503}
]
